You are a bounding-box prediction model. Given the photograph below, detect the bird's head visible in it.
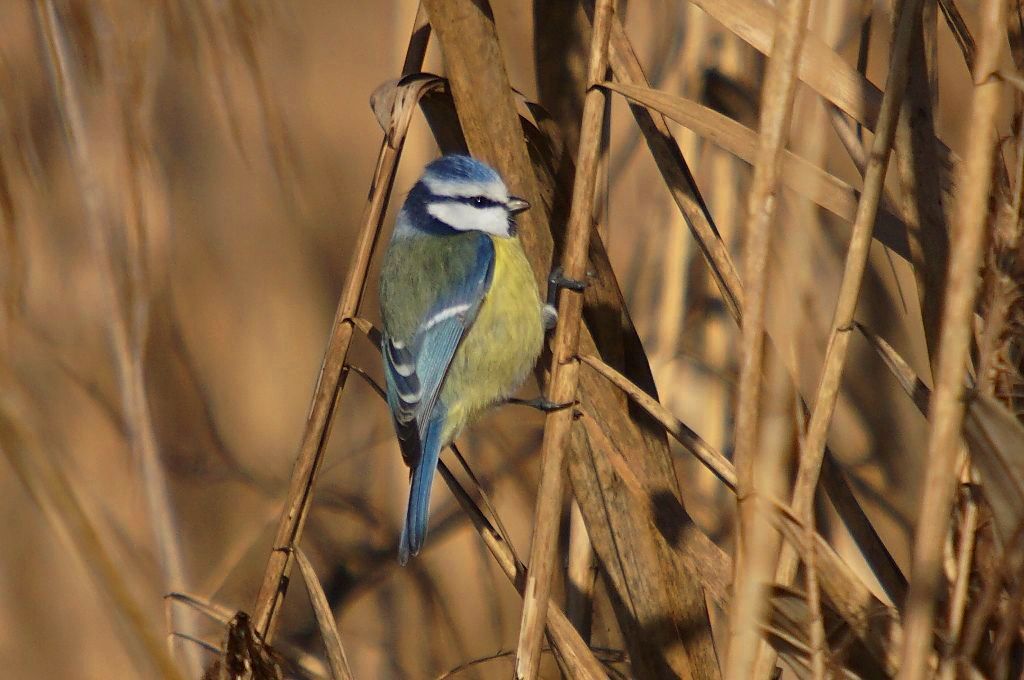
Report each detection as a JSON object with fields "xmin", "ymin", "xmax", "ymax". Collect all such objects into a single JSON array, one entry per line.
[{"xmin": 402, "ymin": 155, "xmax": 530, "ymax": 238}]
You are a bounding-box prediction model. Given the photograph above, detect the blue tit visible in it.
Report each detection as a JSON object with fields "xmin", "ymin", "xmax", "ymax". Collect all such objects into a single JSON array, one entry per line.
[{"xmin": 379, "ymin": 154, "xmax": 550, "ymax": 564}]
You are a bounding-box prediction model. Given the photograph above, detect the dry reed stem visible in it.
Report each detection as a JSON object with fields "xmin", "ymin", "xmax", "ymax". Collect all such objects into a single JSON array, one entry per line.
[
  {"xmin": 896, "ymin": 0, "xmax": 1006, "ymax": 672},
  {"xmin": 726, "ymin": 0, "xmax": 810, "ymax": 672},
  {"xmin": 32, "ymin": 0, "xmax": 198, "ymax": 672},
  {"xmin": 788, "ymin": 380, "xmax": 827, "ymax": 680},
  {"xmin": 805, "ymin": 557, "xmax": 828, "ymax": 680},
  {"xmin": 0, "ymin": 385, "xmax": 185, "ymax": 680},
  {"xmin": 435, "ymin": 462, "xmax": 608, "ymax": 680},
  {"xmin": 250, "ymin": 5, "xmax": 430, "ymax": 641},
  {"xmin": 514, "ymin": 1, "xmax": 613, "ymax": 676},
  {"xmin": 774, "ymin": 0, "xmax": 923, "ymax": 627}
]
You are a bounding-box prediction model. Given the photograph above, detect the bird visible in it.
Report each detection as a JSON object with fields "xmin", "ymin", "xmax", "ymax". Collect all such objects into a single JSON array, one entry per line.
[{"xmin": 378, "ymin": 154, "xmax": 566, "ymax": 564}]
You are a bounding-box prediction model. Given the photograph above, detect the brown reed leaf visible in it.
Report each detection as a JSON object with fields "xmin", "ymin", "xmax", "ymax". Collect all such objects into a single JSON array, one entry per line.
[
  {"xmin": 859, "ymin": 321, "xmax": 1024, "ymax": 564},
  {"xmin": 292, "ymin": 548, "xmax": 355, "ymax": 680},
  {"xmin": 576, "ymin": 352, "xmax": 903, "ymax": 669},
  {"xmin": 964, "ymin": 395, "xmax": 1024, "ymax": 548},
  {"xmin": 891, "ymin": 23, "xmax": 949, "ymax": 363},
  {"xmin": 370, "ymin": 74, "xmax": 446, "ymax": 149}
]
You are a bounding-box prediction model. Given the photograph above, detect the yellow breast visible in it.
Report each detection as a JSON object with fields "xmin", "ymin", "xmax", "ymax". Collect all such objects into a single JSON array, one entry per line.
[{"xmin": 439, "ymin": 235, "xmax": 545, "ymax": 441}]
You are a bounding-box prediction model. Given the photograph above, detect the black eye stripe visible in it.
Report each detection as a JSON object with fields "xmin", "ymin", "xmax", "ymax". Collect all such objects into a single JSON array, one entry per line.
[{"xmin": 437, "ymin": 195, "xmax": 504, "ymax": 208}]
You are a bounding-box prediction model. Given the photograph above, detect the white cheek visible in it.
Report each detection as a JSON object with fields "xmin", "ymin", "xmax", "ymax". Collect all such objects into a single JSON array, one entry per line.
[{"xmin": 427, "ymin": 202, "xmax": 510, "ymax": 236}]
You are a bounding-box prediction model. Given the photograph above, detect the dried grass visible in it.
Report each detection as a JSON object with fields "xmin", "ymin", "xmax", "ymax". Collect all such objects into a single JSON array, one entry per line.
[{"xmin": 3, "ymin": 0, "xmax": 1024, "ymax": 678}]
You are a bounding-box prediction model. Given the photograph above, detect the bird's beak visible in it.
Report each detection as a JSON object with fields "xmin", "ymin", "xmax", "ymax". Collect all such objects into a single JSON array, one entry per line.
[{"xmin": 507, "ymin": 196, "xmax": 530, "ymax": 215}]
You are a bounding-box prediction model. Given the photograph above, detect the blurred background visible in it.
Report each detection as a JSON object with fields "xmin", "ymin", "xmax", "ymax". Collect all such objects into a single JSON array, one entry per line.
[{"xmin": 0, "ymin": 0, "xmax": 994, "ymax": 677}]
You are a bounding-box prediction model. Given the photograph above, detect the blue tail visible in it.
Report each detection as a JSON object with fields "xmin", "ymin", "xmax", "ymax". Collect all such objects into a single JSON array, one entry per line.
[{"xmin": 399, "ymin": 409, "xmax": 446, "ymax": 564}]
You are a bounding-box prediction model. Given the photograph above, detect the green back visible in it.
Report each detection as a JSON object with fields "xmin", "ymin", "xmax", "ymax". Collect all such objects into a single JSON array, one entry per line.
[{"xmin": 378, "ymin": 232, "xmax": 487, "ymax": 341}]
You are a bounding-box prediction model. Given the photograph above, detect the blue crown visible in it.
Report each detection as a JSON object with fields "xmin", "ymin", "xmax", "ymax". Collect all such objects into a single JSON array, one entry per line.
[{"xmin": 422, "ymin": 155, "xmax": 502, "ymax": 184}]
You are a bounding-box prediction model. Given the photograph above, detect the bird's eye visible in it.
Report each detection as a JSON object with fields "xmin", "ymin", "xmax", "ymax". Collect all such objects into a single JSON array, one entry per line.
[{"xmin": 471, "ymin": 196, "xmax": 487, "ymax": 207}]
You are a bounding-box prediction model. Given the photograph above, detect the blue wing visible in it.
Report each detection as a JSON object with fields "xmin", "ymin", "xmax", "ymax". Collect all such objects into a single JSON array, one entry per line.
[
  {"xmin": 382, "ymin": 233, "xmax": 495, "ymax": 467},
  {"xmin": 383, "ymin": 234, "xmax": 495, "ymax": 562}
]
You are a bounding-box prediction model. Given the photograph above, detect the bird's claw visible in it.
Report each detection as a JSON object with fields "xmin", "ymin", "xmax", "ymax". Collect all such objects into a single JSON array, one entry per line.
[
  {"xmin": 507, "ymin": 396, "xmax": 577, "ymax": 413},
  {"xmin": 548, "ymin": 266, "xmax": 587, "ymax": 296},
  {"xmin": 545, "ymin": 267, "xmax": 588, "ymax": 328}
]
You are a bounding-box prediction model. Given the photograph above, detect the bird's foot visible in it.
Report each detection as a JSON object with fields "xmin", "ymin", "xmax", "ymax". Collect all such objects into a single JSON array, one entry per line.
[
  {"xmin": 544, "ymin": 266, "xmax": 588, "ymax": 329},
  {"xmin": 507, "ymin": 396, "xmax": 577, "ymax": 412}
]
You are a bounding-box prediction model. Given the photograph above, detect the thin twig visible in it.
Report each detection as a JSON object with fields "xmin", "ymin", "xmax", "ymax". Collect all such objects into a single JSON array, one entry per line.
[{"xmin": 897, "ymin": 0, "xmax": 1006, "ymax": 672}]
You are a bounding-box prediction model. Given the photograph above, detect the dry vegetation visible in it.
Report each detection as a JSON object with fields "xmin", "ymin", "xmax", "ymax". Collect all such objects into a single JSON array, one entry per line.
[{"xmin": 2, "ymin": 0, "xmax": 1024, "ymax": 678}]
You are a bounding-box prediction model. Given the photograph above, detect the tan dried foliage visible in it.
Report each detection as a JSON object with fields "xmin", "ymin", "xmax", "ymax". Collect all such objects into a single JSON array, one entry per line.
[{"xmin": 3, "ymin": 0, "xmax": 1024, "ymax": 678}]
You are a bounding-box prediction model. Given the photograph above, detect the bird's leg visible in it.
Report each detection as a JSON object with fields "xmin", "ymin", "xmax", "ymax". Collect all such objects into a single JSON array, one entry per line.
[
  {"xmin": 506, "ymin": 396, "xmax": 577, "ymax": 412},
  {"xmin": 543, "ymin": 266, "xmax": 588, "ymax": 329}
]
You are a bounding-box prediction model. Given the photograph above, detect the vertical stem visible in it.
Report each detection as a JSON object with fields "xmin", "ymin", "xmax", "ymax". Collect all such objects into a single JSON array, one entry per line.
[
  {"xmin": 725, "ymin": 0, "xmax": 811, "ymax": 672},
  {"xmin": 773, "ymin": 0, "xmax": 923, "ymax": 612},
  {"xmin": 897, "ymin": 0, "xmax": 1004, "ymax": 673},
  {"xmin": 513, "ymin": 2, "xmax": 614, "ymax": 678}
]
